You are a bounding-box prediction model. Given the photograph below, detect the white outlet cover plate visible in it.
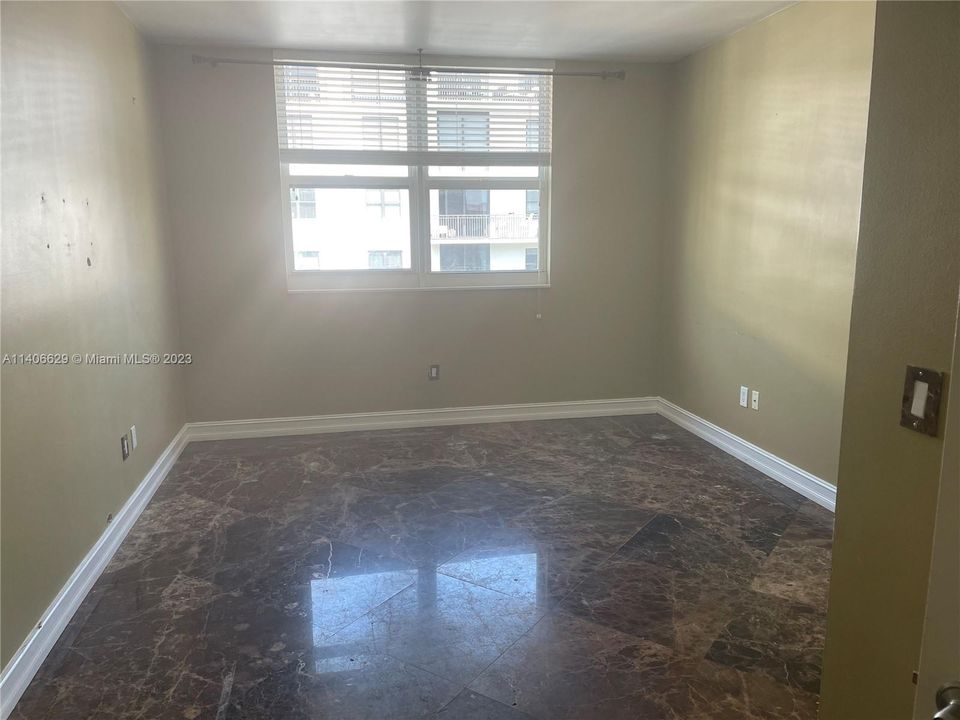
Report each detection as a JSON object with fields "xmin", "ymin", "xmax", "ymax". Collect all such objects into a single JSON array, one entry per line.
[{"xmin": 751, "ymin": 390, "xmax": 760, "ymax": 410}]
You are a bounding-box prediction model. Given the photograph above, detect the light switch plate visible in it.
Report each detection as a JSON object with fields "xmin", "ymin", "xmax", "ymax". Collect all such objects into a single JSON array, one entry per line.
[
  {"xmin": 900, "ymin": 365, "xmax": 944, "ymax": 436},
  {"xmin": 739, "ymin": 386, "xmax": 749, "ymax": 407},
  {"xmin": 751, "ymin": 390, "xmax": 760, "ymax": 411}
]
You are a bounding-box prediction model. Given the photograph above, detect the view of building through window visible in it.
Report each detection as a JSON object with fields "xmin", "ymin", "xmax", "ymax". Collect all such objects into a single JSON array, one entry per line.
[
  {"xmin": 291, "ymin": 185, "xmax": 412, "ymax": 270},
  {"xmin": 429, "ymin": 186, "xmax": 539, "ymax": 272},
  {"xmin": 291, "ymin": 178, "xmax": 540, "ymax": 272}
]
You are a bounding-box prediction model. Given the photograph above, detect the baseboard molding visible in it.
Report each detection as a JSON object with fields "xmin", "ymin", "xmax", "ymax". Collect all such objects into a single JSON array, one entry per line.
[
  {"xmin": 0, "ymin": 425, "xmax": 191, "ymax": 720},
  {"xmin": 185, "ymin": 397, "xmax": 661, "ymax": 442},
  {"xmin": 657, "ymin": 399, "xmax": 837, "ymax": 511},
  {"xmin": 1, "ymin": 393, "xmax": 835, "ymax": 718}
]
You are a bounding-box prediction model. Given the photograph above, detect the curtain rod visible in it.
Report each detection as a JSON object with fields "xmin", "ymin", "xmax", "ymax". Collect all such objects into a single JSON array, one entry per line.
[{"xmin": 191, "ymin": 54, "xmax": 626, "ymax": 80}]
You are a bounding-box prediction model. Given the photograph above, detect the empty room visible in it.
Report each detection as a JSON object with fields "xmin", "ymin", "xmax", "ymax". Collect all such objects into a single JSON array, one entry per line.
[{"xmin": 2, "ymin": 1, "xmax": 958, "ymax": 718}]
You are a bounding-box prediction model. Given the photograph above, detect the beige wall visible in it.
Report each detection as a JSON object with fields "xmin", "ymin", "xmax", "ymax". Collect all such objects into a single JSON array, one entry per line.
[
  {"xmin": 914, "ymin": 293, "xmax": 959, "ymax": 720},
  {"xmin": 661, "ymin": 1, "xmax": 876, "ymax": 484},
  {"xmin": 151, "ymin": 46, "xmax": 669, "ymax": 422},
  {"xmin": 0, "ymin": 2, "xmax": 186, "ymax": 667},
  {"xmin": 820, "ymin": 2, "xmax": 960, "ymax": 717}
]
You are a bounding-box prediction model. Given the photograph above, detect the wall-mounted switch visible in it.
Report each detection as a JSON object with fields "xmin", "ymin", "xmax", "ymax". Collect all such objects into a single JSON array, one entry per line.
[
  {"xmin": 739, "ymin": 386, "xmax": 749, "ymax": 407},
  {"xmin": 751, "ymin": 390, "xmax": 760, "ymax": 411},
  {"xmin": 900, "ymin": 365, "xmax": 944, "ymax": 436},
  {"xmin": 120, "ymin": 434, "xmax": 130, "ymax": 461},
  {"xmin": 428, "ymin": 364, "xmax": 440, "ymax": 381},
  {"xmin": 130, "ymin": 425, "xmax": 138, "ymax": 450},
  {"xmin": 909, "ymin": 381, "xmax": 928, "ymax": 418}
]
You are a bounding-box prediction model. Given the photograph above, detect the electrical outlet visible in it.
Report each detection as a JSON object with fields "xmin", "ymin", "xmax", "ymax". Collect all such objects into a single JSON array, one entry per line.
[
  {"xmin": 739, "ymin": 386, "xmax": 749, "ymax": 407},
  {"xmin": 428, "ymin": 364, "xmax": 440, "ymax": 381},
  {"xmin": 130, "ymin": 425, "xmax": 138, "ymax": 450},
  {"xmin": 120, "ymin": 434, "xmax": 130, "ymax": 461},
  {"xmin": 751, "ymin": 390, "xmax": 760, "ymax": 411}
]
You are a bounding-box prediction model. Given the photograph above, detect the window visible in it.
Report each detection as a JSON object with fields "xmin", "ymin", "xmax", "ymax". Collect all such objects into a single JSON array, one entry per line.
[
  {"xmin": 439, "ymin": 189, "xmax": 489, "ymax": 217},
  {"xmin": 275, "ymin": 56, "xmax": 552, "ymax": 291},
  {"xmin": 525, "ymin": 247, "xmax": 539, "ymax": 271},
  {"xmin": 368, "ymin": 250, "xmax": 403, "ymax": 269},
  {"xmin": 291, "ymin": 188, "xmax": 317, "ymax": 219},
  {"xmin": 297, "ymin": 250, "xmax": 321, "ymax": 269},
  {"xmin": 439, "ymin": 244, "xmax": 491, "ymax": 272},
  {"xmin": 525, "ymin": 190, "xmax": 540, "ymax": 217},
  {"xmin": 366, "ymin": 190, "xmax": 402, "ymax": 218}
]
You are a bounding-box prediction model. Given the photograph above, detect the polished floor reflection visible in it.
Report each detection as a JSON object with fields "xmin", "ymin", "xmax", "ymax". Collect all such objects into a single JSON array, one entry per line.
[{"xmin": 12, "ymin": 415, "xmax": 833, "ymax": 719}]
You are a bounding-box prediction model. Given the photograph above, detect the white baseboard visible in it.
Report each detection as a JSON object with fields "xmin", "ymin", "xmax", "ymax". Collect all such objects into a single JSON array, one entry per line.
[
  {"xmin": 657, "ymin": 399, "xmax": 837, "ymax": 511},
  {"xmin": 185, "ymin": 397, "xmax": 661, "ymax": 442},
  {"xmin": 0, "ymin": 426, "xmax": 191, "ymax": 720},
  {"xmin": 1, "ymin": 393, "xmax": 835, "ymax": 719}
]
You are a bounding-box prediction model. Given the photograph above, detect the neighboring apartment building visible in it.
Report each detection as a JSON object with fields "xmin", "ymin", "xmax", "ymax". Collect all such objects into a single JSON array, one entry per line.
[{"xmin": 291, "ymin": 184, "xmax": 540, "ymax": 272}]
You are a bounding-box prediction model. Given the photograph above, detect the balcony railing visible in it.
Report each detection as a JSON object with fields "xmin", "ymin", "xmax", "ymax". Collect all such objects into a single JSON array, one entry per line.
[{"xmin": 434, "ymin": 214, "xmax": 539, "ymax": 240}]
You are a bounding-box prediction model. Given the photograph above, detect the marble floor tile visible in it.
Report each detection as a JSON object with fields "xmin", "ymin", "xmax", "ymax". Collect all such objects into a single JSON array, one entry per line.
[
  {"xmin": 784, "ymin": 501, "xmax": 835, "ymax": 549},
  {"xmin": 614, "ymin": 513, "xmax": 765, "ymax": 580},
  {"xmin": 423, "ymin": 475, "xmax": 567, "ymax": 514},
  {"xmin": 659, "ymin": 475, "xmax": 801, "ymax": 556},
  {"xmin": 469, "ymin": 611, "xmax": 687, "ymax": 720},
  {"xmin": 338, "ymin": 500, "xmax": 513, "ymax": 567},
  {"xmin": 510, "ymin": 493, "xmax": 657, "ymax": 550},
  {"xmin": 346, "ymin": 464, "xmax": 490, "ymax": 496},
  {"xmin": 226, "ymin": 651, "xmax": 461, "ymax": 720},
  {"xmin": 213, "ymin": 540, "xmax": 418, "ymax": 642},
  {"xmin": 663, "ymin": 658, "xmax": 822, "ymax": 719},
  {"xmin": 748, "ymin": 501, "xmax": 834, "ymax": 609},
  {"xmin": 705, "ymin": 590, "xmax": 826, "ymax": 694},
  {"xmin": 750, "ymin": 528, "xmax": 832, "ymax": 609},
  {"xmin": 98, "ymin": 492, "xmax": 248, "ymax": 585},
  {"xmin": 11, "ymin": 612, "xmax": 230, "ymax": 720},
  {"xmin": 558, "ymin": 556, "xmax": 742, "ymax": 659},
  {"xmin": 329, "ymin": 573, "xmax": 545, "ymax": 685},
  {"xmin": 12, "ymin": 415, "xmax": 832, "ymax": 720},
  {"xmin": 436, "ymin": 689, "xmax": 536, "ymax": 719},
  {"xmin": 438, "ymin": 533, "xmax": 611, "ymax": 608}
]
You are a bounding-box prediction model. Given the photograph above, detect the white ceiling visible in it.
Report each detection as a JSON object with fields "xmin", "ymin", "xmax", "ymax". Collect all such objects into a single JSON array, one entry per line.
[{"xmin": 119, "ymin": 1, "xmax": 794, "ymax": 62}]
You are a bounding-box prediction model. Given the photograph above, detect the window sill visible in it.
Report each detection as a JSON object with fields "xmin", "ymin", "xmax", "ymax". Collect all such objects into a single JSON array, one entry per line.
[
  {"xmin": 285, "ymin": 270, "xmax": 550, "ymax": 293},
  {"xmin": 286, "ymin": 282, "xmax": 551, "ymax": 294}
]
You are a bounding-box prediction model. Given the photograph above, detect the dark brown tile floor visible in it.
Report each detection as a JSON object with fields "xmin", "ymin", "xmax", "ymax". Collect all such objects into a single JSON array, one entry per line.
[{"xmin": 12, "ymin": 414, "xmax": 833, "ymax": 719}]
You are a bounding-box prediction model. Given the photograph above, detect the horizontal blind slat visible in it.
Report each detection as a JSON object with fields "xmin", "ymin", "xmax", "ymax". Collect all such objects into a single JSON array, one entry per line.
[{"xmin": 275, "ymin": 64, "xmax": 553, "ymax": 156}]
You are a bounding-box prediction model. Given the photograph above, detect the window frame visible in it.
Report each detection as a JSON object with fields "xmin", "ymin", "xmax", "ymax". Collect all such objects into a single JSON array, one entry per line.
[{"xmin": 277, "ymin": 54, "xmax": 552, "ymax": 293}]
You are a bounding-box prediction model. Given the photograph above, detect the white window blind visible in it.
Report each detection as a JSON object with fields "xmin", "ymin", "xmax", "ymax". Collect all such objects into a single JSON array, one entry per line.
[{"xmin": 275, "ymin": 65, "xmax": 552, "ymax": 164}]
